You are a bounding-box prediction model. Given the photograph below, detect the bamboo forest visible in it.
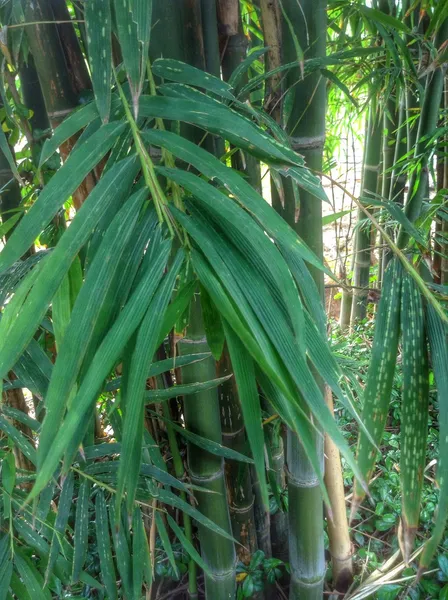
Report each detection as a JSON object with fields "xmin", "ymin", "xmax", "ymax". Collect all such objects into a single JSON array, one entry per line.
[{"xmin": 0, "ymin": 0, "xmax": 447, "ymax": 598}]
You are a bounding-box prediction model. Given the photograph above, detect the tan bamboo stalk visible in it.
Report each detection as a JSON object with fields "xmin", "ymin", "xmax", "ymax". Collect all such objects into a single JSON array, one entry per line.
[{"xmin": 324, "ymin": 389, "xmax": 353, "ymax": 592}]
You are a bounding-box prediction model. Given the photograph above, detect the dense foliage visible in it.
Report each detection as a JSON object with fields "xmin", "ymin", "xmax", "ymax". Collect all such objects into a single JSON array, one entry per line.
[{"xmin": 0, "ymin": 1, "xmax": 446, "ymax": 599}]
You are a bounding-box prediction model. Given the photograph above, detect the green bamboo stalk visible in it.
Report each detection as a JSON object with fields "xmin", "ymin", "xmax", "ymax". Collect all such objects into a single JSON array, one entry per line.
[
  {"xmin": 397, "ymin": 18, "xmax": 448, "ymax": 247},
  {"xmin": 156, "ymin": 349, "xmax": 198, "ymax": 599},
  {"xmin": 218, "ymin": 349, "xmax": 258, "ymax": 564},
  {"xmin": 178, "ymin": 296, "xmax": 236, "ymax": 599},
  {"xmin": 263, "ymin": 413, "xmax": 288, "ymax": 563},
  {"xmin": 350, "ymin": 106, "xmax": 382, "ymax": 324},
  {"xmin": 279, "ymin": 0, "xmax": 327, "ymax": 596}
]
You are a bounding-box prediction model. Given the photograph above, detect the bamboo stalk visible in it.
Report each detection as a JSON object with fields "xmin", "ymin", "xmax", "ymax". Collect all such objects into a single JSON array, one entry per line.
[
  {"xmin": 397, "ymin": 18, "xmax": 448, "ymax": 247},
  {"xmin": 278, "ymin": 0, "xmax": 328, "ymax": 596},
  {"xmin": 218, "ymin": 348, "xmax": 258, "ymax": 564},
  {"xmin": 350, "ymin": 106, "xmax": 382, "ymax": 324},
  {"xmin": 156, "ymin": 349, "xmax": 198, "ymax": 599},
  {"xmin": 324, "ymin": 389, "xmax": 353, "ymax": 592},
  {"xmin": 178, "ymin": 296, "xmax": 236, "ymax": 599},
  {"xmin": 24, "ymin": 0, "xmax": 95, "ymax": 209}
]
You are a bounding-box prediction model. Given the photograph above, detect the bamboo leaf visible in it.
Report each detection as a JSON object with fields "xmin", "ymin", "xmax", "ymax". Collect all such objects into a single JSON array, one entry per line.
[
  {"xmin": 155, "ymin": 513, "xmax": 179, "ymax": 578},
  {"xmin": 359, "ymin": 5, "xmax": 409, "ymax": 33},
  {"xmin": 38, "ymin": 189, "xmax": 145, "ymax": 466},
  {"xmin": 139, "ymin": 96, "xmax": 304, "ymax": 166},
  {"xmin": 152, "ymin": 411, "xmax": 254, "ymax": 464},
  {"xmin": 85, "ymin": 0, "xmax": 112, "ymax": 123},
  {"xmin": 191, "ymin": 249, "xmax": 364, "ymax": 492},
  {"xmin": 352, "ymin": 260, "xmax": 403, "ymax": 515},
  {"xmin": 158, "ymin": 166, "xmax": 305, "ymax": 350},
  {"xmin": 229, "ymin": 47, "xmax": 269, "ymax": 89},
  {"xmin": 116, "ymin": 249, "xmax": 184, "ymax": 515},
  {"xmin": 0, "ymin": 122, "xmax": 126, "ymax": 273},
  {"xmin": 152, "ymin": 58, "xmax": 235, "ymax": 99},
  {"xmin": 0, "ymin": 156, "xmax": 139, "ymax": 382},
  {"xmin": 105, "ymin": 352, "xmax": 211, "ymax": 392},
  {"xmin": 419, "ymin": 306, "xmax": 448, "ymax": 572},
  {"xmin": 28, "ymin": 240, "xmax": 172, "ymax": 501},
  {"xmin": 400, "ymin": 274, "xmax": 429, "ymax": 562},
  {"xmin": 142, "ymin": 129, "xmax": 330, "ymax": 318},
  {"xmin": 14, "ymin": 552, "xmax": 52, "ymax": 600},
  {"xmin": 132, "ymin": 507, "xmax": 149, "ymax": 598},
  {"xmin": 224, "ymin": 322, "xmax": 268, "ymax": 507},
  {"xmin": 0, "ymin": 416, "xmax": 36, "ymax": 465},
  {"xmin": 154, "ymin": 488, "xmax": 237, "ymax": 542},
  {"xmin": 200, "ymin": 285, "xmax": 225, "ymax": 360},
  {"xmin": 45, "ymin": 472, "xmax": 75, "ymax": 584},
  {"xmin": 39, "ymin": 101, "xmax": 103, "ymax": 167},
  {"xmin": 167, "ymin": 514, "xmax": 212, "ymax": 576},
  {"xmin": 72, "ymin": 479, "xmax": 91, "ymax": 583},
  {"xmin": 95, "ymin": 490, "xmax": 117, "ymax": 600},
  {"xmin": 144, "ymin": 376, "xmax": 231, "ymax": 402},
  {"xmin": 109, "ymin": 503, "xmax": 133, "ymax": 598}
]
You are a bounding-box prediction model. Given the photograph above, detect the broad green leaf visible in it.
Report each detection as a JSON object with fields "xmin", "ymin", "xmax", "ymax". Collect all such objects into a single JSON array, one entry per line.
[
  {"xmin": 144, "ymin": 375, "xmax": 231, "ymax": 402},
  {"xmin": 14, "ymin": 552, "xmax": 52, "ymax": 600},
  {"xmin": 0, "ymin": 121, "xmax": 126, "ymax": 272},
  {"xmin": 154, "ymin": 487, "xmax": 236, "ymax": 543},
  {"xmin": 158, "ymin": 166, "xmax": 305, "ymax": 349},
  {"xmin": 176, "ymin": 206, "xmax": 358, "ymax": 481},
  {"xmin": 0, "ymin": 156, "xmax": 139, "ymax": 381},
  {"xmin": 200, "ymin": 285, "xmax": 225, "ymax": 360},
  {"xmin": 95, "ymin": 490, "xmax": 117, "ymax": 600},
  {"xmin": 132, "ymin": 507, "xmax": 150, "ymax": 598},
  {"xmin": 419, "ymin": 306, "xmax": 448, "ymax": 571},
  {"xmin": 155, "ymin": 513, "xmax": 179, "ymax": 578},
  {"xmin": 109, "ymin": 503, "xmax": 133, "ymax": 598},
  {"xmin": 0, "ymin": 558, "xmax": 12, "ymax": 600},
  {"xmin": 116, "ymin": 250, "xmax": 184, "ymax": 514},
  {"xmin": 85, "ymin": 0, "xmax": 112, "ymax": 123},
  {"xmin": 228, "ymin": 47, "xmax": 269, "ymax": 89},
  {"xmin": 39, "ymin": 101, "xmax": 103, "ymax": 166},
  {"xmin": 359, "ymin": 5, "xmax": 409, "ymax": 33},
  {"xmin": 139, "ymin": 95, "xmax": 304, "ymax": 166},
  {"xmin": 167, "ymin": 514, "xmax": 212, "ymax": 576},
  {"xmin": 72, "ymin": 479, "xmax": 91, "ymax": 583},
  {"xmin": 52, "ymin": 256, "xmax": 82, "ymax": 349},
  {"xmin": 152, "ymin": 58, "xmax": 235, "ymax": 100},
  {"xmin": 12, "ymin": 338, "xmax": 53, "ymax": 400},
  {"xmin": 28, "ymin": 240, "xmax": 172, "ymax": 501},
  {"xmin": 0, "ymin": 416, "xmax": 36, "ymax": 465},
  {"xmin": 152, "ymin": 410, "xmax": 253, "ymax": 463},
  {"xmin": 400, "ymin": 274, "xmax": 428, "ymax": 561},
  {"xmin": 322, "ymin": 209, "xmax": 353, "ymax": 226},
  {"xmin": 224, "ymin": 323, "xmax": 268, "ymax": 507},
  {"xmin": 105, "ymin": 352, "xmax": 211, "ymax": 391},
  {"xmin": 113, "ymin": 0, "xmax": 141, "ymax": 114},
  {"xmin": 353, "ymin": 260, "xmax": 403, "ymax": 513},
  {"xmin": 142, "ymin": 128, "xmax": 328, "ymax": 331},
  {"xmin": 45, "ymin": 472, "xmax": 75, "ymax": 584}
]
